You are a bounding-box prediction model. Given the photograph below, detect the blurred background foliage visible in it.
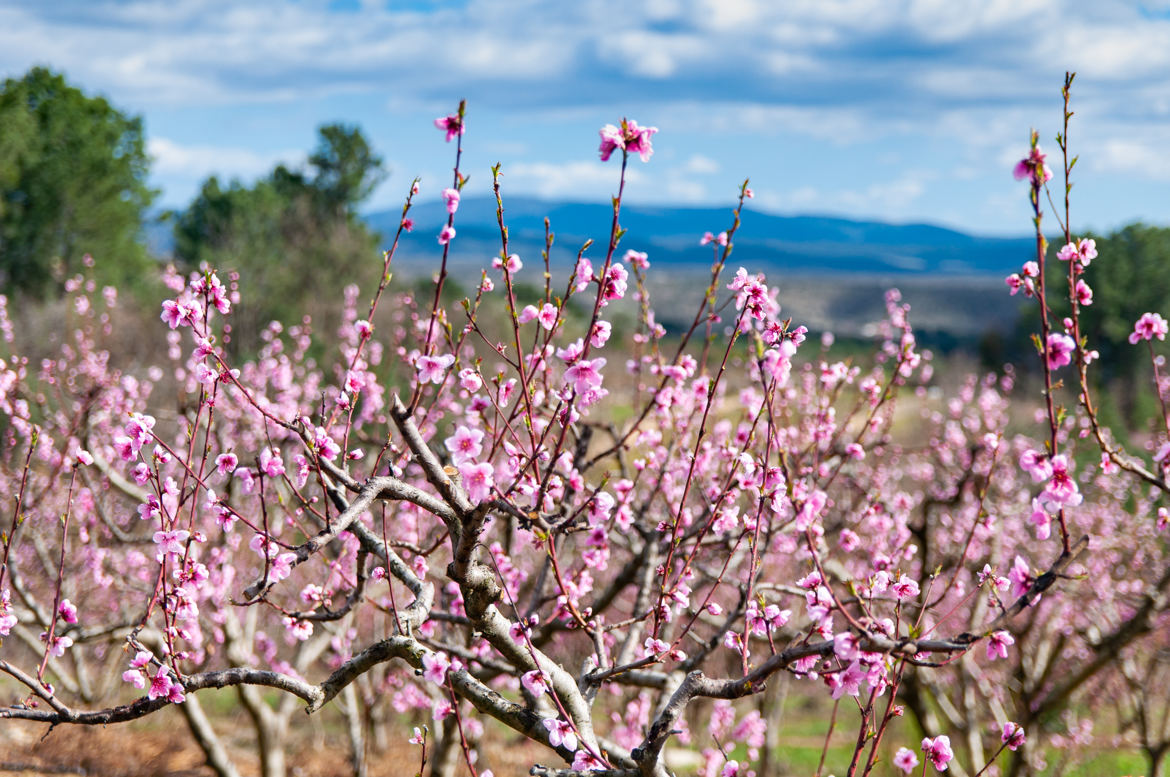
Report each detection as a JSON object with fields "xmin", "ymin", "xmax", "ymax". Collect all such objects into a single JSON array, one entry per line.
[
  {"xmin": 4, "ymin": 66, "xmax": 1170, "ymax": 431},
  {"xmin": 0, "ymin": 67, "xmax": 156, "ymax": 300},
  {"xmin": 171, "ymin": 122, "xmax": 386, "ymax": 350}
]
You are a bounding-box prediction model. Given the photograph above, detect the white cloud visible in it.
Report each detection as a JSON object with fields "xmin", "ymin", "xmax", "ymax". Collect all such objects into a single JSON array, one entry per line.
[
  {"xmin": 505, "ymin": 160, "xmax": 645, "ymax": 199},
  {"xmin": 1094, "ymin": 138, "xmax": 1170, "ymax": 181},
  {"xmin": 756, "ymin": 172, "xmax": 933, "ymax": 220},
  {"xmin": 594, "ymin": 30, "xmax": 708, "ymax": 78},
  {"xmin": 3, "ymin": 0, "xmax": 1169, "ymax": 233},
  {"xmin": 681, "ymin": 154, "xmax": 720, "ymax": 175},
  {"xmin": 148, "ymin": 137, "xmax": 304, "ymax": 181}
]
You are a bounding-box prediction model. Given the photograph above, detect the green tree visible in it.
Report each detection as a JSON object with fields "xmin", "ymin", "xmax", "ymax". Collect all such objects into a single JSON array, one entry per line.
[
  {"xmin": 1026, "ymin": 223, "xmax": 1170, "ymax": 429},
  {"xmin": 172, "ymin": 124, "xmax": 385, "ymax": 346},
  {"xmin": 0, "ymin": 67, "xmax": 156, "ymax": 298},
  {"xmin": 1076, "ymin": 224, "xmax": 1170, "ymax": 375},
  {"xmin": 307, "ymin": 123, "xmax": 386, "ymax": 219}
]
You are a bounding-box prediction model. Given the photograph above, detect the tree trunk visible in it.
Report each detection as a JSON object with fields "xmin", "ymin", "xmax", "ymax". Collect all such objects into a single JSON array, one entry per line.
[
  {"xmin": 180, "ymin": 692, "xmax": 243, "ymax": 777},
  {"xmin": 237, "ymin": 684, "xmax": 288, "ymax": 777},
  {"xmin": 429, "ymin": 716, "xmax": 462, "ymax": 777},
  {"xmin": 342, "ymin": 683, "xmax": 368, "ymax": 777},
  {"xmin": 1147, "ymin": 745, "xmax": 1167, "ymax": 777}
]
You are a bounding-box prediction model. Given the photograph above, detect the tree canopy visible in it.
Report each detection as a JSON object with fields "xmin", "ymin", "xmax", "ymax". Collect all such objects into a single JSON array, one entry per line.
[
  {"xmin": 172, "ymin": 124, "xmax": 386, "ymax": 344},
  {"xmin": 0, "ymin": 67, "xmax": 156, "ymax": 299}
]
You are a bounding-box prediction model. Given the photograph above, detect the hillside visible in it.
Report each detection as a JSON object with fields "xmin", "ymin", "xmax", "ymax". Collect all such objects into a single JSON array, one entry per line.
[{"xmin": 368, "ymin": 196, "xmax": 1034, "ymax": 276}]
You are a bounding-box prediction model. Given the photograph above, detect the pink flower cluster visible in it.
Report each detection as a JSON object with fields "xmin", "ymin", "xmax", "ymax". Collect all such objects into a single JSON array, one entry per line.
[
  {"xmin": 1013, "ymin": 145, "xmax": 1053, "ymax": 185},
  {"xmin": 1129, "ymin": 312, "xmax": 1168, "ymax": 344},
  {"xmin": 598, "ymin": 119, "xmax": 658, "ymax": 162}
]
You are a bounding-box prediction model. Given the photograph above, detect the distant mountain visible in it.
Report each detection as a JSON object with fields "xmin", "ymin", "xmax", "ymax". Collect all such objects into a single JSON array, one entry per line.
[
  {"xmin": 147, "ymin": 198, "xmax": 1032, "ymax": 339},
  {"xmin": 367, "ymin": 196, "xmax": 1034, "ymax": 277}
]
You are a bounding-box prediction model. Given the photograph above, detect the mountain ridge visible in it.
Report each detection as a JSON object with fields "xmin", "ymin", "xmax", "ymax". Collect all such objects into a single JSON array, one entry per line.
[{"xmin": 366, "ymin": 196, "xmax": 1032, "ymax": 276}]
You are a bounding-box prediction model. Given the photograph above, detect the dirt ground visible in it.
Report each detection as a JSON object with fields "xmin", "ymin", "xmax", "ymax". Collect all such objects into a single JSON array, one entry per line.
[{"xmin": 0, "ymin": 715, "xmax": 546, "ymax": 777}]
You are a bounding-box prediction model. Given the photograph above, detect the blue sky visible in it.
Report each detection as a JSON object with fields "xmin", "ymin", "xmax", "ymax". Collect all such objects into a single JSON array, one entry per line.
[{"xmin": 2, "ymin": 0, "xmax": 1169, "ymax": 236}]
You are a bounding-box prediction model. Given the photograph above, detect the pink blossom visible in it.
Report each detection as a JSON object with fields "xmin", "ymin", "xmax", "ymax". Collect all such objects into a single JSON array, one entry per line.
[
  {"xmin": 153, "ymin": 529, "xmax": 190, "ymax": 560},
  {"xmin": 518, "ymin": 305, "xmax": 539, "ymax": 324},
  {"xmin": 422, "ymin": 651, "xmax": 450, "ymax": 684},
  {"xmin": 921, "ymin": 735, "xmax": 954, "ymax": 771},
  {"xmin": 1156, "ymin": 442, "xmax": 1170, "ymax": 468},
  {"xmin": 445, "ymin": 425, "xmax": 484, "ymax": 465},
  {"xmin": 574, "ymin": 258, "xmax": 593, "ymax": 291},
  {"xmin": 893, "ymin": 747, "xmax": 919, "ymax": 773},
  {"xmin": 537, "ymin": 303, "xmax": 558, "ymax": 330},
  {"xmin": 572, "ymin": 750, "xmax": 604, "ymax": 771},
  {"xmin": 542, "ymin": 717, "xmax": 578, "ymax": 752},
  {"xmin": 1008, "ymin": 556, "xmax": 1032, "ymax": 599},
  {"xmin": 624, "ymin": 120, "xmax": 657, "ymax": 161},
  {"xmin": 283, "ymin": 616, "xmax": 313, "ymax": 641},
  {"xmin": 58, "ymin": 599, "xmax": 78, "ymax": 625},
  {"xmin": 1129, "ymin": 312, "xmax": 1168, "ymax": 344},
  {"xmin": 557, "ymin": 338, "xmax": 585, "ymax": 364},
  {"xmin": 1005, "ymin": 273, "xmax": 1033, "ymax": 297},
  {"xmin": 986, "ymin": 630, "xmax": 1015, "ymax": 660},
  {"xmin": 1019, "ymin": 449, "xmax": 1052, "ymax": 482},
  {"xmin": 434, "ymin": 113, "xmax": 464, "ymax": 142},
  {"xmin": 598, "ymin": 124, "xmax": 624, "ymax": 162},
  {"xmin": 313, "ymin": 426, "xmax": 340, "ymax": 461},
  {"xmin": 1013, "ymin": 145, "xmax": 1053, "ymax": 185},
  {"xmin": 0, "ymin": 589, "xmax": 17, "ymax": 636},
  {"xmin": 416, "ymin": 353, "xmax": 456, "ymax": 385},
  {"xmin": 354, "ymin": 319, "xmax": 372, "ymax": 339},
  {"xmin": 409, "ymin": 727, "xmax": 425, "ymax": 745},
  {"xmin": 160, "ymin": 299, "xmax": 191, "ymax": 329},
  {"xmin": 601, "ymin": 264, "xmax": 628, "ymax": 303},
  {"xmin": 623, "ymin": 249, "xmax": 649, "ymax": 269},
  {"xmin": 41, "ymin": 632, "xmax": 73, "ymax": 657},
  {"xmin": 460, "ymin": 461, "xmax": 495, "ymax": 504},
  {"xmin": 147, "ymin": 666, "xmax": 173, "ymax": 700},
  {"xmin": 1043, "ymin": 454, "xmax": 1082, "ymax": 506},
  {"xmin": 438, "ymin": 225, "xmax": 456, "ymax": 245},
  {"xmin": 828, "ymin": 660, "xmax": 865, "ymax": 699},
  {"xmin": 442, "ymin": 187, "xmax": 460, "ymax": 215},
  {"xmin": 458, "ymin": 368, "xmax": 482, "ymax": 392},
  {"xmin": 598, "ymin": 119, "xmax": 658, "ymax": 163},
  {"xmin": 137, "ymin": 495, "xmax": 161, "ymax": 522},
  {"xmin": 590, "ymin": 321, "xmax": 612, "ymax": 348},
  {"xmin": 267, "ymin": 553, "xmax": 296, "ymax": 583},
  {"xmin": 521, "ymin": 669, "xmax": 549, "ymax": 696},
  {"xmin": 497, "ymin": 378, "xmax": 517, "ymax": 407},
  {"xmin": 493, "ymin": 253, "xmax": 522, "ymax": 273},
  {"xmin": 892, "ymin": 574, "xmax": 920, "ymax": 601},
  {"xmin": 1075, "ymin": 279, "xmax": 1093, "ymax": 306},
  {"xmin": 1001, "ymin": 721, "xmax": 1026, "ymax": 751},
  {"xmin": 1046, "ymin": 333, "xmax": 1076, "ymax": 370},
  {"xmin": 565, "ymin": 357, "xmax": 606, "ymax": 395},
  {"xmin": 1030, "ymin": 499, "xmax": 1052, "ymax": 540},
  {"xmin": 1077, "ymin": 238, "xmax": 1098, "ymax": 264},
  {"xmin": 1058, "ymin": 238, "xmax": 1097, "ymax": 267},
  {"xmin": 259, "ymin": 447, "xmax": 285, "ymax": 479}
]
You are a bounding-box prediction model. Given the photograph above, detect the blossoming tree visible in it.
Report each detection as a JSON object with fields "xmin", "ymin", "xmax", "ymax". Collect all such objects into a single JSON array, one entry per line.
[{"xmin": 3, "ymin": 80, "xmax": 1170, "ymax": 777}]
